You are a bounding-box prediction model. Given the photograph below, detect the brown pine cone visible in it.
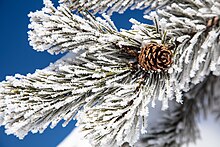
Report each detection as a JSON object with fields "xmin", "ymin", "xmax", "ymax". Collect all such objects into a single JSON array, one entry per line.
[{"xmin": 138, "ymin": 43, "xmax": 173, "ymax": 71}]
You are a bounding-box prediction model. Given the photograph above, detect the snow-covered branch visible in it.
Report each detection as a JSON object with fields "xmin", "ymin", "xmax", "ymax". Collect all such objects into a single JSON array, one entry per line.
[
  {"xmin": 0, "ymin": 49, "xmax": 131, "ymax": 139},
  {"xmin": 28, "ymin": 0, "xmax": 122, "ymax": 55},
  {"xmin": 139, "ymin": 75, "xmax": 220, "ymax": 147},
  {"xmin": 59, "ymin": 0, "xmax": 170, "ymax": 15},
  {"xmin": 1, "ymin": 0, "xmax": 220, "ymax": 146}
]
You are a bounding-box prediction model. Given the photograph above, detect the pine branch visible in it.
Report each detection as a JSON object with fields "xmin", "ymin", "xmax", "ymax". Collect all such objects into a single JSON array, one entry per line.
[
  {"xmin": 138, "ymin": 75, "xmax": 218, "ymax": 147},
  {"xmin": 59, "ymin": 0, "xmax": 171, "ymax": 15},
  {"xmin": 146, "ymin": 0, "xmax": 220, "ymax": 92},
  {"xmin": 28, "ymin": 0, "xmax": 174, "ymax": 56},
  {"xmin": 28, "ymin": 1, "xmax": 119, "ymax": 55},
  {"xmin": 77, "ymin": 77, "xmax": 159, "ymax": 146},
  {"xmin": 0, "ymin": 49, "xmax": 132, "ymax": 139},
  {"xmin": 77, "ymin": 84, "xmax": 142, "ymax": 146},
  {"xmin": 1, "ymin": 0, "xmax": 220, "ymax": 146}
]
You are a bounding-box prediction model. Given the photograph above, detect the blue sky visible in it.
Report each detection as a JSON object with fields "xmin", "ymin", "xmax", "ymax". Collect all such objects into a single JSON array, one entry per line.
[{"xmin": 0, "ymin": 0, "xmax": 150, "ymax": 147}]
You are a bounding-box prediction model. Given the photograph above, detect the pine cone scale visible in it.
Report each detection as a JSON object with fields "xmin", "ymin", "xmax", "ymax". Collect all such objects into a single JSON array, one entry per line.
[{"xmin": 138, "ymin": 43, "xmax": 173, "ymax": 71}]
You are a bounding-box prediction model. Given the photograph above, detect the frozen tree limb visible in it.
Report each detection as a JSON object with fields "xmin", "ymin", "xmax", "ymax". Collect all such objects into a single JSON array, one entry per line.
[
  {"xmin": 139, "ymin": 75, "xmax": 219, "ymax": 147},
  {"xmin": 57, "ymin": 76, "xmax": 220, "ymax": 147},
  {"xmin": 1, "ymin": 0, "xmax": 220, "ymax": 146},
  {"xmin": 0, "ymin": 49, "xmax": 131, "ymax": 139},
  {"xmin": 59, "ymin": 0, "xmax": 171, "ymax": 15},
  {"xmin": 28, "ymin": 1, "xmax": 120, "ymax": 55}
]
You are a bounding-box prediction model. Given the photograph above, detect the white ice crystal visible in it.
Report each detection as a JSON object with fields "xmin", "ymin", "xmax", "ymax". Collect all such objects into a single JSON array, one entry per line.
[{"xmin": 1, "ymin": 0, "xmax": 220, "ymax": 146}]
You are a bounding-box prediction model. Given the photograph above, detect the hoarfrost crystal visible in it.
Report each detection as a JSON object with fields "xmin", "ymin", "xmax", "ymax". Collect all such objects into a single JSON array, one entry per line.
[{"xmin": 1, "ymin": 0, "xmax": 220, "ymax": 146}]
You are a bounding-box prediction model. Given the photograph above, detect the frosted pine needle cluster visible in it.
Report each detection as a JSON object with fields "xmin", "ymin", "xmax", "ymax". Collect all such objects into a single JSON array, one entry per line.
[{"xmin": 1, "ymin": 0, "xmax": 220, "ymax": 146}]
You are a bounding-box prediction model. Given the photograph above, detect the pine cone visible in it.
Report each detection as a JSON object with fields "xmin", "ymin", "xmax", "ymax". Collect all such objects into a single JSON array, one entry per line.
[{"xmin": 138, "ymin": 43, "xmax": 173, "ymax": 71}]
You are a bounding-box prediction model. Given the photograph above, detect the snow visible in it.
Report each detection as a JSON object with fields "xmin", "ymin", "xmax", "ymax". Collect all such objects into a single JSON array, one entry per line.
[{"xmin": 58, "ymin": 127, "xmax": 92, "ymax": 147}]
